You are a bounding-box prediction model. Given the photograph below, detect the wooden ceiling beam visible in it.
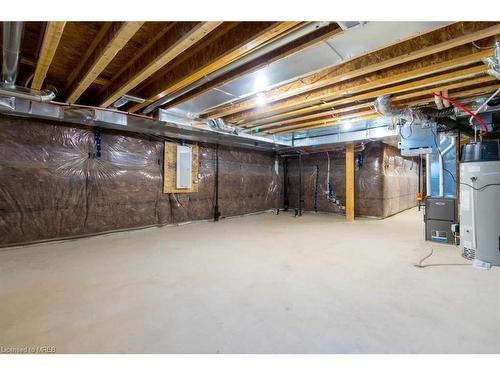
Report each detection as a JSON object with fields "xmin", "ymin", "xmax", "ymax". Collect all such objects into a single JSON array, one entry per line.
[
  {"xmin": 101, "ymin": 23, "xmax": 177, "ymax": 90},
  {"xmin": 65, "ymin": 22, "xmax": 143, "ymax": 104},
  {"xmin": 243, "ymin": 66, "xmax": 492, "ymax": 131},
  {"xmin": 31, "ymin": 22, "xmax": 66, "ymax": 90},
  {"xmin": 127, "ymin": 22, "xmax": 302, "ymax": 113},
  {"xmin": 99, "ymin": 22, "xmax": 221, "ymax": 108},
  {"xmin": 63, "ymin": 22, "xmax": 113, "ymax": 94},
  {"xmin": 209, "ymin": 22, "xmax": 500, "ymax": 123},
  {"xmin": 245, "ymin": 75, "xmax": 495, "ymax": 128},
  {"xmin": 268, "ymin": 80, "xmax": 500, "ymax": 134},
  {"xmin": 243, "ymin": 51, "xmax": 492, "ymax": 130},
  {"xmin": 160, "ymin": 23, "xmax": 342, "ymax": 110}
]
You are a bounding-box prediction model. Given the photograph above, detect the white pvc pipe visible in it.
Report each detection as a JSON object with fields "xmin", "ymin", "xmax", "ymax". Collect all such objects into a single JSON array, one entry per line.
[
  {"xmin": 434, "ymin": 93, "xmax": 444, "ymax": 109},
  {"xmin": 438, "ymin": 136, "xmax": 455, "ymax": 196},
  {"xmin": 442, "ymin": 89, "xmax": 451, "ymax": 108}
]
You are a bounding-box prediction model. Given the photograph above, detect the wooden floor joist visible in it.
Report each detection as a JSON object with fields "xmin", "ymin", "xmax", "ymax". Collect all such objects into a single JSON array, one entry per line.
[
  {"xmin": 65, "ymin": 22, "xmax": 144, "ymax": 104},
  {"xmin": 160, "ymin": 23, "xmax": 343, "ymax": 110},
  {"xmin": 127, "ymin": 22, "xmax": 302, "ymax": 113},
  {"xmin": 261, "ymin": 77, "xmax": 496, "ymax": 134},
  {"xmin": 248, "ymin": 66, "xmax": 489, "ymax": 133},
  {"xmin": 63, "ymin": 22, "xmax": 113, "ymax": 93},
  {"xmin": 99, "ymin": 22, "xmax": 222, "ymax": 108},
  {"xmin": 262, "ymin": 65, "xmax": 487, "ymax": 130},
  {"xmin": 270, "ymin": 82, "xmax": 500, "ymax": 134},
  {"xmin": 206, "ymin": 23, "xmax": 500, "ymax": 124},
  {"xmin": 257, "ymin": 75, "xmax": 496, "ymax": 129},
  {"xmin": 31, "ymin": 22, "xmax": 66, "ymax": 91},
  {"xmin": 242, "ymin": 51, "xmax": 492, "ymax": 130}
]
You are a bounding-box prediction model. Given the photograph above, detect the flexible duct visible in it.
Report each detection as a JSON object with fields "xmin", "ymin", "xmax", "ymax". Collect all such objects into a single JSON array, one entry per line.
[
  {"xmin": 208, "ymin": 118, "xmax": 239, "ymax": 135},
  {"xmin": 2, "ymin": 22, "xmax": 24, "ymax": 86},
  {"xmin": 142, "ymin": 22, "xmax": 332, "ymax": 114},
  {"xmin": 374, "ymin": 95, "xmax": 455, "ymax": 123},
  {"xmin": 484, "ymin": 41, "xmax": 500, "ymax": 79}
]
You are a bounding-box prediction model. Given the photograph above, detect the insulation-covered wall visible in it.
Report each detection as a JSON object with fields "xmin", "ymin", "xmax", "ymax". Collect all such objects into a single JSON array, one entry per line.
[
  {"xmin": 0, "ymin": 116, "xmax": 281, "ymax": 246},
  {"xmin": 285, "ymin": 141, "xmax": 418, "ymax": 218},
  {"xmin": 381, "ymin": 144, "xmax": 419, "ymax": 217}
]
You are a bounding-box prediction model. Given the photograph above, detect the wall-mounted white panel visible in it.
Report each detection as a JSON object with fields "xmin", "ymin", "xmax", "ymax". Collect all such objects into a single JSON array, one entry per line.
[{"xmin": 176, "ymin": 145, "xmax": 192, "ymax": 189}]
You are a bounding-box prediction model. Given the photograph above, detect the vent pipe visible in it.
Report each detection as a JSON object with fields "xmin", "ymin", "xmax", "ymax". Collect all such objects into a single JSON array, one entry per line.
[
  {"xmin": 2, "ymin": 22, "xmax": 24, "ymax": 87},
  {"xmin": 1, "ymin": 21, "xmax": 55, "ymax": 102},
  {"xmin": 484, "ymin": 41, "xmax": 500, "ymax": 80},
  {"xmin": 374, "ymin": 95, "xmax": 455, "ymax": 123}
]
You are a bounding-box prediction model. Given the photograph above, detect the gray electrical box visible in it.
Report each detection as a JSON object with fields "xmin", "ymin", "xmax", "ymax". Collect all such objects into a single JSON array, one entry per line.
[
  {"xmin": 459, "ymin": 157, "xmax": 500, "ymax": 266},
  {"xmin": 425, "ymin": 197, "xmax": 457, "ymax": 244}
]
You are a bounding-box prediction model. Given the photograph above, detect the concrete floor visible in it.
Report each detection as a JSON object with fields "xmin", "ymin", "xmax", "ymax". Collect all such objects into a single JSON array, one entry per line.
[{"xmin": 1, "ymin": 208, "xmax": 499, "ymax": 354}]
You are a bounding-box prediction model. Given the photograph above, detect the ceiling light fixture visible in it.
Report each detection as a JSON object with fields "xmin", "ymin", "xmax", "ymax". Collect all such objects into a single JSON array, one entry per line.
[{"xmin": 256, "ymin": 92, "xmax": 267, "ymax": 107}]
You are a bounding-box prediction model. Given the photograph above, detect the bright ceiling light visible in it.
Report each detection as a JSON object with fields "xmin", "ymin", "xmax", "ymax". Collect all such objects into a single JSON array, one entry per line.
[
  {"xmin": 343, "ymin": 120, "xmax": 352, "ymax": 130},
  {"xmin": 254, "ymin": 72, "xmax": 269, "ymax": 92},
  {"xmin": 256, "ymin": 92, "xmax": 267, "ymax": 107}
]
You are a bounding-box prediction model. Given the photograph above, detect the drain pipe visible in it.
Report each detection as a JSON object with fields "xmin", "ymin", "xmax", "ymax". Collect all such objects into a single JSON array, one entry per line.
[
  {"xmin": 1, "ymin": 22, "xmax": 55, "ymax": 102},
  {"xmin": 142, "ymin": 21, "xmax": 332, "ymax": 114},
  {"xmin": 438, "ymin": 136, "xmax": 456, "ymax": 197}
]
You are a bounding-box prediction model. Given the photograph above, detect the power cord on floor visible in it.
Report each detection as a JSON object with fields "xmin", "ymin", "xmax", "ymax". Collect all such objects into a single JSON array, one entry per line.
[{"xmin": 414, "ymin": 244, "xmax": 434, "ymax": 268}]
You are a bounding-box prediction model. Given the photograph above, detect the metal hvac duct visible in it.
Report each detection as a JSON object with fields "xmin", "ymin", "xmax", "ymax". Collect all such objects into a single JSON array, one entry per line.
[
  {"xmin": 2, "ymin": 22, "xmax": 24, "ymax": 87},
  {"xmin": 0, "ymin": 97, "xmax": 290, "ymax": 151},
  {"xmin": 1, "ymin": 21, "xmax": 56, "ymax": 102},
  {"xmin": 484, "ymin": 41, "xmax": 500, "ymax": 80},
  {"xmin": 0, "ymin": 85, "xmax": 56, "ymax": 102},
  {"xmin": 141, "ymin": 21, "xmax": 332, "ymax": 114}
]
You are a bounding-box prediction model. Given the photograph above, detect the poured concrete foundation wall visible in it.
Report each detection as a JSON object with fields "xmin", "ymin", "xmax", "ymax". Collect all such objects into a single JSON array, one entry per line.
[
  {"xmin": 0, "ymin": 116, "xmax": 281, "ymax": 246},
  {"xmin": 286, "ymin": 141, "xmax": 418, "ymax": 218}
]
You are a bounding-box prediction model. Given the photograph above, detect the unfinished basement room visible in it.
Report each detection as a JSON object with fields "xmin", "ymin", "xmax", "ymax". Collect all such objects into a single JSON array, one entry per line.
[{"xmin": 1, "ymin": 10, "xmax": 500, "ymax": 360}]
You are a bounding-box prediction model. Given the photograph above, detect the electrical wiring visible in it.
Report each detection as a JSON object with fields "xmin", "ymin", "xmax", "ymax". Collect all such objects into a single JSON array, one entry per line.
[
  {"xmin": 431, "ymin": 92, "xmax": 488, "ymax": 134},
  {"xmin": 414, "ymin": 244, "xmax": 434, "ymax": 268}
]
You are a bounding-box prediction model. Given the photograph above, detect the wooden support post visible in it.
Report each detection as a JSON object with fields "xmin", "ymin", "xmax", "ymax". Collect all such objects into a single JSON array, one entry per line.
[{"xmin": 345, "ymin": 143, "xmax": 355, "ymax": 222}]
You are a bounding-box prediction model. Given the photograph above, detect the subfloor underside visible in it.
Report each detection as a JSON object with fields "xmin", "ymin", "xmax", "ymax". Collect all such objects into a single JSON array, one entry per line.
[{"xmin": 1, "ymin": 208, "xmax": 499, "ymax": 353}]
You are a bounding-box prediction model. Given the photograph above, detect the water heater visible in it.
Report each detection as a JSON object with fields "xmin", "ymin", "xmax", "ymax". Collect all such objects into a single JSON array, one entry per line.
[{"xmin": 460, "ymin": 140, "xmax": 500, "ymax": 266}]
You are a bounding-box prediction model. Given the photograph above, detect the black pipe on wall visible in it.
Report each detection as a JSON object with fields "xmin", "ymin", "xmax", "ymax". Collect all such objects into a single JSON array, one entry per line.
[{"xmin": 214, "ymin": 144, "xmax": 220, "ymax": 222}]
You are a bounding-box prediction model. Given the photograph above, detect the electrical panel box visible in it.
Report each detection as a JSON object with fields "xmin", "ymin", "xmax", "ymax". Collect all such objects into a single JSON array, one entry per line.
[
  {"xmin": 398, "ymin": 123, "xmax": 436, "ymax": 156},
  {"xmin": 176, "ymin": 145, "xmax": 193, "ymax": 189}
]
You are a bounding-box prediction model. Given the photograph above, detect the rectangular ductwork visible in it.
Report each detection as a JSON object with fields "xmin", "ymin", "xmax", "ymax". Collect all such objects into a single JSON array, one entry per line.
[{"xmin": 0, "ymin": 97, "xmax": 291, "ymax": 150}]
